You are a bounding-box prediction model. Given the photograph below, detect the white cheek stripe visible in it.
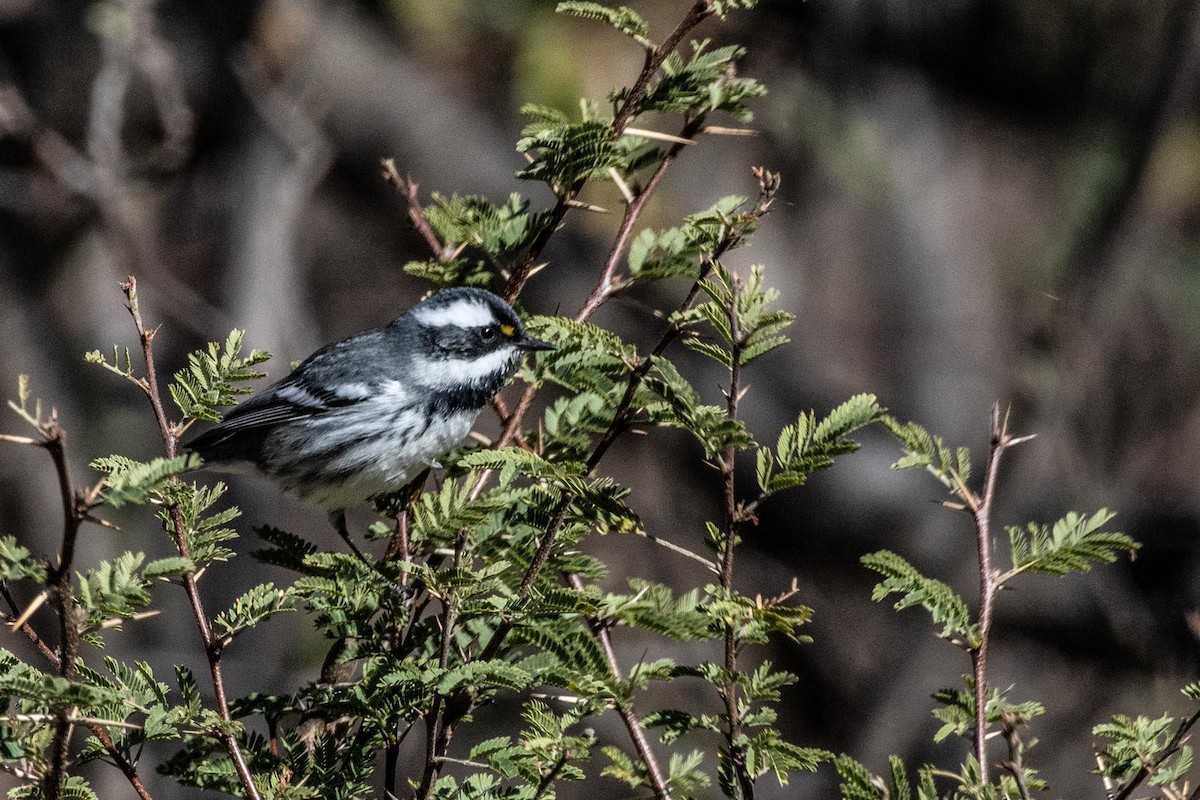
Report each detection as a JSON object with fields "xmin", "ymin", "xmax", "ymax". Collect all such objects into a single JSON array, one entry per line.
[
  {"xmin": 412, "ymin": 300, "xmax": 495, "ymax": 328},
  {"xmin": 410, "ymin": 347, "xmax": 515, "ymax": 387}
]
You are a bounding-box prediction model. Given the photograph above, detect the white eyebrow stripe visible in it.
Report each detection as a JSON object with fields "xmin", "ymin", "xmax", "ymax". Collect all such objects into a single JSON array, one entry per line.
[{"xmin": 412, "ymin": 300, "xmax": 496, "ymax": 328}]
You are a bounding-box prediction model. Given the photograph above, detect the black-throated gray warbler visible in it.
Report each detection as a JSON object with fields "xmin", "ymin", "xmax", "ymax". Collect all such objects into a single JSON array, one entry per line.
[{"xmin": 186, "ymin": 287, "xmax": 553, "ymax": 526}]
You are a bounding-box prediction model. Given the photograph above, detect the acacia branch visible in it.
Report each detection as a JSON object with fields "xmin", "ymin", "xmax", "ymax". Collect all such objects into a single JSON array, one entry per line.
[
  {"xmin": 41, "ymin": 417, "xmax": 84, "ymax": 800},
  {"xmin": 999, "ymin": 718, "xmax": 1033, "ymax": 800},
  {"xmin": 382, "ymin": 161, "xmax": 446, "ymax": 259},
  {"xmin": 122, "ymin": 278, "xmax": 262, "ymax": 800},
  {"xmin": 417, "ymin": 597, "xmax": 459, "ymax": 800},
  {"xmin": 502, "ymin": 0, "xmax": 717, "ymax": 301},
  {"xmin": 1111, "ymin": 707, "xmax": 1200, "ymax": 800},
  {"xmin": 2, "ymin": 576, "xmax": 154, "ymax": 800},
  {"xmin": 575, "ymin": 114, "xmax": 707, "ymax": 322},
  {"xmin": 718, "ymin": 276, "xmax": 755, "ymax": 800},
  {"xmin": 568, "ymin": 573, "xmax": 672, "ymax": 800},
  {"xmin": 967, "ymin": 403, "xmax": 1028, "ymax": 783}
]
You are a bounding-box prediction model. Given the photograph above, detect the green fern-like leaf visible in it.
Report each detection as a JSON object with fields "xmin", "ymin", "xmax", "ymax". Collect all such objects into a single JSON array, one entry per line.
[
  {"xmin": 643, "ymin": 357, "xmax": 755, "ymax": 458},
  {"xmin": 1005, "ymin": 509, "xmax": 1136, "ymax": 581},
  {"xmin": 1095, "ymin": 713, "xmax": 1192, "ymax": 788},
  {"xmin": 169, "ymin": 329, "xmax": 270, "ymax": 423},
  {"xmin": 0, "ymin": 536, "xmax": 46, "ymax": 583},
  {"xmin": 556, "ymin": 1, "xmax": 651, "ymax": 47},
  {"xmin": 757, "ymin": 393, "xmax": 883, "ymax": 493},
  {"xmin": 634, "ymin": 40, "xmax": 766, "ymax": 122},
  {"xmin": 90, "ymin": 453, "xmax": 198, "ymax": 508},
  {"xmin": 861, "ymin": 550, "xmax": 978, "ymax": 645},
  {"xmin": 517, "ymin": 118, "xmax": 620, "ymax": 187},
  {"xmin": 214, "ymin": 583, "xmax": 297, "ymax": 642}
]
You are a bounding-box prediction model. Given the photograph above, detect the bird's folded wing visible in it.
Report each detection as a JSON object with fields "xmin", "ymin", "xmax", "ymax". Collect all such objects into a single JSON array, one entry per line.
[{"xmin": 186, "ymin": 380, "xmax": 368, "ymax": 450}]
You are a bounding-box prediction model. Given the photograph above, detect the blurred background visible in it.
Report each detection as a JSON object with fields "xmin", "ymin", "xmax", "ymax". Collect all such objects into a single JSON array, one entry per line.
[{"xmin": 1, "ymin": 0, "xmax": 1199, "ymax": 796}]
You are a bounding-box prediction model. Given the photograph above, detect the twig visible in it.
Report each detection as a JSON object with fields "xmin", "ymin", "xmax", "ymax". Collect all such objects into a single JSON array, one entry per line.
[
  {"xmin": 1, "ymin": 585, "xmax": 154, "ymax": 800},
  {"xmin": 576, "ymin": 115, "xmax": 706, "ymax": 323},
  {"xmin": 501, "ymin": 0, "xmax": 717, "ymax": 300},
  {"xmin": 381, "ymin": 160, "xmax": 446, "ymax": 260},
  {"xmin": 41, "ymin": 415, "xmax": 84, "ymax": 800},
  {"xmin": 417, "ymin": 597, "xmax": 460, "ymax": 800},
  {"xmin": 967, "ymin": 403, "xmax": 1033, "ymax": 783},
  {"xmin": 999, "ymin": 718, "xmax": 1033, "ymax": 800},
  {"xmin": 1112, "ymin": 707, "xmax": 1200, "ymax": 800},
  {"xmin": 718, "ymin": 274, "xmax": 754, "ymax": 800},
  {"xmin": 568, "ymin": 573, "xmax": 672, "ymax": 800},
  {"xmin": 532, "ymin": 751, "xmax": 571, "ymax": 800},
  {"xmin": 121, "ymin": 278, "xmax": 262, "ymax": 800}
]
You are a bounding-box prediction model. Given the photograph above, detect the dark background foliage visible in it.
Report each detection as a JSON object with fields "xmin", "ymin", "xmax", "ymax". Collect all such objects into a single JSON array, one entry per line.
[{"xmin": 1, "ymin": 0, "xmax": 1198, "ymax": 796}]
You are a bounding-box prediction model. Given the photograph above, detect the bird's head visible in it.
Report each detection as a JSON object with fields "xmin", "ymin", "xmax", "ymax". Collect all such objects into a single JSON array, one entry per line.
[{"xmin": 403, "ymin": 287, "xmax": 555, "ymax": 393}]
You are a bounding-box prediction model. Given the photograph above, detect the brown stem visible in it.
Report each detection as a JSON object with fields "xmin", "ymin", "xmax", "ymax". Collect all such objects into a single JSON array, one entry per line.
[
  {"xmin": 426, "ymin": 496, "xmax": 578, "ymax": 793},
  {"xmin": 417, "ymin": 599, "xmax": 459, "ymax": 800},
  {"xmin": 968, "ymin": 403, "xmax": 1010, "ymax": 781},
  {"xmin": 568, "ymin": 574, "xmax": 672, "ymax": 800},
  {"xmin": 123, "ymin": 277, "xmax": 262, "ymax": 800},
  {"xmin": 39, "ymin": 419, "xmax": 84, "ymax": 800},
  {"xmin": 999, "ymin": 719, "xmax": 1033, "ymax": 800},
  {"xmin": 575, "ymin": 115, "xmax": 707, "ymax": 322},
  {"xmin": 1111, "ymin": 707, "xmax": 1200, "ymax": 800},
  {"xmin": 2, "ymin": 583, "xmax": 154, "ymax": 800},
  {"xmin": 718, "ymin": 277, "xmax": 754, "ymax": 800},
  {"xmin": 532, "ymin": 752, "xmax": 570, "ymax": 800},
  {"xmin": 381, "ymin": 161, "xmax": 446, "ymax": 260}
]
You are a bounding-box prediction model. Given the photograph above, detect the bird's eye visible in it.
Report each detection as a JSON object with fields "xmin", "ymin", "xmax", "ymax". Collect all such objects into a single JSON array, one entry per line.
[{"xmin": 479, "ymin": 326, "xmax": 498, "ymax": 342}]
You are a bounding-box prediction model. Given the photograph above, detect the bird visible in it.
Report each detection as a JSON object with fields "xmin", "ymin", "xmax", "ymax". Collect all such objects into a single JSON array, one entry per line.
[{"xmin": 185, "ymin": 287, "xmax": 554, "ymax": 549}]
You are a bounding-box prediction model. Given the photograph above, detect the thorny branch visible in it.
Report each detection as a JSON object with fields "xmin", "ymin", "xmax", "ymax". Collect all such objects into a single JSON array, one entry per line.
[
  {"xmin": 121, "ymin": 278, "xmax": 263, "ymax": 800},
  {"xmin": 1110, "ymin": 707, "xmax": 1200, "ymax": 800},
  {"xmin": 1, "ymin": 410, "xmax": 154, "ymax": 799},
  {"xmin": 718, "ymin": 275, "xmax": 755, "ymax": 800},
  {"xmin": 382, "ymin": 5, "xmax": 769, "ymax": 794},
  {"xmin": 501, "ymin": 0, "xmax": 718, "ymax": 301},
  {"xmin": 568, "ymin": 573, "xmax": 673, "ymax": 799},
  {"xmin": 964, "ymin": 403, "xmax": 1033, "ymax": 783},
  {"xmin": 41, "ymin": 419, "xmax": 85, "ymax": 800},
  {"xmin": 1000, "ymin": 717, "xmax": 1034, "ymax": 800}
]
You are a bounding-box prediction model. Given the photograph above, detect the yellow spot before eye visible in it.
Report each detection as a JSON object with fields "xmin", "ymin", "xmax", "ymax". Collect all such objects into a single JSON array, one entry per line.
[{"xmin": 500, "ymin": 324, "xmax": 516, "ymax": 337}]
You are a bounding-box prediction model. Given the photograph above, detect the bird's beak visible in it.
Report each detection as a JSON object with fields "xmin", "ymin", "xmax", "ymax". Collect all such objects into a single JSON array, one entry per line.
[{"xmin": 517, "ymin": 336, "xmax": 556, "ymax": 352}]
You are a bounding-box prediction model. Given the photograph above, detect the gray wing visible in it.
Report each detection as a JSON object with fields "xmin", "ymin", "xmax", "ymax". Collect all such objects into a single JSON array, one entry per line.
[{"xmin": 184, "ymin": 328, "xmax": 394, "ymax": 459}]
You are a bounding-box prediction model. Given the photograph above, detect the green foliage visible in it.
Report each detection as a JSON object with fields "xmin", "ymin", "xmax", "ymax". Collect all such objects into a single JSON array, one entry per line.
[
  {"xmin": 881, "ymin": 415, "xmax": 973, "ymax": 494},
  {"xmin": 757, "ymin": 393, "xmax": 884, "ymax": 493},
  {"xmin": 555, "ymin": 1, "xmax": 651, "ymax": 47},
  {"xmin": 1095, "ymin": 714, "xmax": 1194, "ymax": 788},
  {"xmin": 10, "ymin": 775, "xmax": 98, "ymax": 799},
  {"xmin": 834, "ymin": 754, "xmax": 935, "ymax": 800},
  {"xmin": 643, "ymin": 357, "xmax": 755, "ymax": 458},
  {"xmin": 629, "ymin": 195, "xmax": 771, "ymax": 285},
  {"xmin": 517, "ymin": 115, "xmax": 621, "ymax": 188},
  {"xmin": 76, "ymin": 552, "xmax": 192, "ymax": 645},
  {"xmin": 89, "ymin": 453, "xmax": 198, "ymax": 508},
  {"xmin": 1004, "ymin": 509, "xmax": 1136, "ymax": 580},
  {"xmin": 1, "ymin": 4, "xmax": 1164, "ymax": 800},
  {"xmin": 634, "ymin": 40, "xmax": 766, "ymax": 122},
  {"xmin": 931, "ymin": 683, "xmax": 1044, "ymax": 743},
  {"xmin": 163, "ymin": 329, "xmax": 270, "ymax": 423},
  {"xmin": 861, "ymin": 550, "xmax": 978, "ymax": 646},
  {"xmin": 0, "ymin": 536, "xmax": 46, "ymax": 583},
  {"xmin": 674, "ymin": 263, "xmax": 792, "ymax": 369},
  {"xmin": 213, "ymin": 583, "xmax": 297, "ymax": 643},
  {"xmin": 405, "ymin": 192, "xmax": 551, "ymax": 288},
  {"xmin": 159, "ymin": 481, "xmax": 241, "ymax": 564}
]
